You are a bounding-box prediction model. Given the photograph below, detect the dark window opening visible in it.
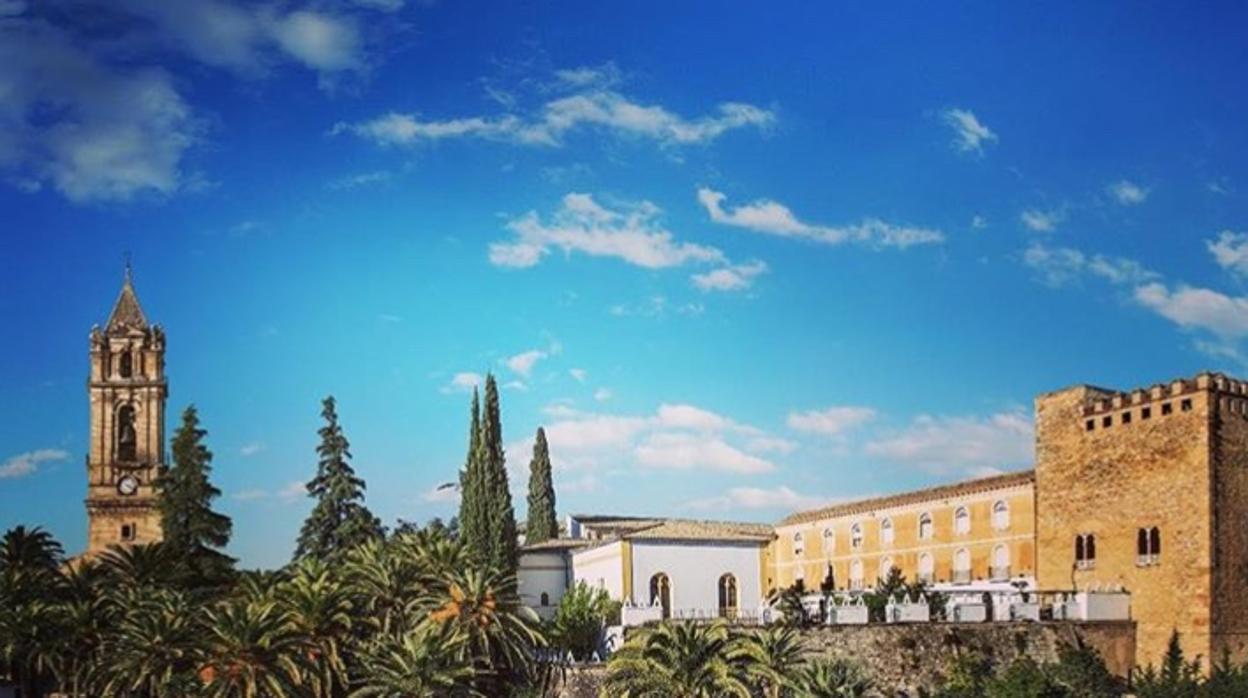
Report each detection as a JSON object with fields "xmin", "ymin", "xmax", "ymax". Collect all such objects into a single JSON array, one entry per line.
[
  {"xmin": 1076, "ymin": 533, "xmax": 1097, "ymax": 569},
  {"xmin": 118, "ymin": 351, "xmax": 132, "ymax": 378},
  {"xmin": 116, "ymin": 405, "xmax": 137, "ymax": 462},
  {"xmin": 1102, "ymin": 415, "xmax": 1112, "ymax": 428},
  {"xmin": 1122, "ymin": 411, "xmax": 1132, "ymax": 424},
  {"xmin": 540, "ymin": 592, "xmax": 550, "ymax": 606},
  {"xmin": 1142, "ymin": 407, "xmax": 1152, "ymax": 420},
  {"xmin": 1137, "ymin": 528, "xmax": 1149, "ymax": 557},
  {"xmin": 1086, "ymin": 419, "xmax": 1095, "ymax": 432},
  {"xmin": 1162, "ymin": 402, "xmax": 1173, "ymax": 415},
  {"xmin": 1150, "ymin": 527, "xmax": 1161, "ymax": 556},
  {"xmin": 1181, "ymin": 398, "xmax": 1193, "ymax": 412},
  {"xmin": 121, "ymin": 523, "xmax": 135, "ymax": 541}
]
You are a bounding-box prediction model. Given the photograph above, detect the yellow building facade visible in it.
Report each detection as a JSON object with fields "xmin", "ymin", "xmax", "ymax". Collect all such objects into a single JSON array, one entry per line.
[
  {"xmin": 771, "ymin": 471, "xmax": 1035, "ymax": 593},
  {"xmin": 769, "ymin": 371, "xmax": 1248, "ymax": 669}
]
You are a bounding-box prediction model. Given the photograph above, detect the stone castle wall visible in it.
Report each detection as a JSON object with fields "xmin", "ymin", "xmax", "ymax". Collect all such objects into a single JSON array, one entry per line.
[
  {"xmin": 1035, "ymin": 381, "xmax": 1214, "ymax": 668},
  {"xmin": 1211, "ymin": 386, "xmax": 1248, "ymax": 663},
  {"xmin": 555, "ymin": 622, "xmax": 1136, "ymax": 697}
]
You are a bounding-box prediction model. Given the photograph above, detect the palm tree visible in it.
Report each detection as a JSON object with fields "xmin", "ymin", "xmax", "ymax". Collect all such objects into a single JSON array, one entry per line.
[
  {"xmin": 0, "ymin": 525, "xmax": 64, "ymax": 572},
  {"xmin": 349, "ymin": 627, "xmax": 478, "ymax": 697},
  {"xmin": 345, "ymin": 540, "xmax": 425, "ymax": 636},
  {"xmin": 603, "ymin": 620, "xmax": 754, "ymax": 698},
  {"xmin": 198, "ymin": 599, "xmax": 310, "ymax": 698},
  {"xmin": 740, "ymin": 625, "xmax": 807, "ymax": 698},
  {"xmin": 396, "ymin": 528, "xmax": 471, "ymax": 579},
  {"xmin": 92, "ymin": 590, "xmax": 201, "ymax": 698},
  {"xmin": 97, "ymin": 543, "xmax": 187, "ymax": 589},
  {"xmin": 422, "ymin": 566, "xmax": 544, "ymax": 678},
  {"xmin": 277, "ymin": 558, "xmax": 354, "ymax": 698},
  {"xmin": 0, "ymin": 597, "xmax": 65, "ymax": 697},
  {"xmin": 790, "ymin": 658, "xmax": 873, "ymax": 698}
]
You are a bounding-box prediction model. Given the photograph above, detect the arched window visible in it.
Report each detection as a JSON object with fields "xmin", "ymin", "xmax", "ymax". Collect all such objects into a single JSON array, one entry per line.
[
  {"xmin": 822, "ymin": 527, "xmax": 835, "ymax": 554},
  {"xmin": 851, "ymin": 523, "xmax": 864, "ymax": 549},
  {"xmin": 880, "ymin": 517, "xmax": 894, "ymax": 545},
  {"xmin": 918, "ymin": 552, "xmax": 934, "ymax": 583},
  {"xmin": 879, "ymin": 556, "xmax": 894, "ymax": 582},
  {"xmin": 793, "ymin": 531, "xmax": 805, "ymax": 556},
  {"xmin": 992, "ymin": 544, "xmax": 1010, "ymax": 580},
  {"xmin": 649, "ymin": 573, "xmax": 671, "ymax": 618},
  {"xmin": 540, "ymin": 592, "xmax": 550, "ymax": 606},
  {"xmin": 118, "ymin": 351, "xmax": 133, "ymax": 378},
  {"xmin": 993, "ymin": 500, "xmax": 1010, "ymax": 530},
  {"xmin": 120, "ymin": 523, "xmax": 135, "ymax": 542},
  {"xmin": 849, "ymin": 559, "xmax": 864, "ymax": 590},
  {"xmin": 954, "ymin": 507, "xmax": 970, "ymax": 535},
  {"xmin": 954, "ymin": 548, "xmax": 971, "ymax": 583},
  {"xmin": 718, "ymin": 574, "xmax": 738, "ymax": 617},
  {"xmin": 1150, "ymin": 527, "xmax": 1161, "ymax": 557},
  {"xmin": 918, "ymin": 512, "xmax": 933, "ymax": 540},
  {"xmin": 1137, "ymin": 528, "xmax": 1149, "ymax": 557},
  {"xmin": 116, "ymin": 404, "xmax": 137, "ymax": 462}
]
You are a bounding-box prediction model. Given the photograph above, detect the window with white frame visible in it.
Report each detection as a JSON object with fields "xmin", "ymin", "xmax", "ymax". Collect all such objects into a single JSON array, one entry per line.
[
  {"xmin": 850, "ymin": 559, "xmax": 864, "ymax": 590},
  {"xmin": 793, "ymin": 531, "xmax": 804, "ymax": 556},
  {"xmin": 879, "ymin": 556, "xmax": 894, "ymax": 581},
  {"xmin": 992, "ymin": 544, "xmax": 1010, "ymax": 580},
  {"xmin": 918, "ymin": 552, "xmax": 934, "ymax": 583},
  {"xmin": 918, "ymin": 512, "xmax": 933, "ymax": 540},
  {"xmin": 953, "ymin": 548, "xmax": 971, "ymax": 583},
  {"xmin": 992, "ymin": 500, "xmax": 1010, "ymax": 530},
  {"xmin": 851, "ymin": 522, "xmax": 864, "ymax": 549},
  {"xmin": 822, "ymin": 527, "xmax": 835, "ymax": 553},
  {"xmin": 880, "ymin": 517, "xmax": 894, "ymax": 545},
  {"xmin": 954, "ymin": 506, "xmax": 971, "ymax": 535}
]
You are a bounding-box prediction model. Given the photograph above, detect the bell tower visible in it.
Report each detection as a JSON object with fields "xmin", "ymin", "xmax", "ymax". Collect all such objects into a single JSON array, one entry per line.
[{"xmin": 85, "ymin": 266, "xmax": 167, "ymax": 553}]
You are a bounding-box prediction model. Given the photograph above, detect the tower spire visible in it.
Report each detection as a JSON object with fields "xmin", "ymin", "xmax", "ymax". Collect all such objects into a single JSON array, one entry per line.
[{"xmin": 106, "ymin": 260, "xmax": 148, "ymax": 332}]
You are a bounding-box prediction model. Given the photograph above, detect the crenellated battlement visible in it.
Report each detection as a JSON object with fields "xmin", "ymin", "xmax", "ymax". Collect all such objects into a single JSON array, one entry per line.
[{"xmin": 1080, "ymin": 372, "xmax": 1248, "ymax": 419}]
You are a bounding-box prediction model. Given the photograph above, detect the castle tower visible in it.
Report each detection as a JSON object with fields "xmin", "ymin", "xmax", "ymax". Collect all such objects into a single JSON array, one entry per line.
[
  {"xmin": 85, "ymin": 267, "xmax": 167, "ymax": 553},
  {"xmin": 1034, "ymin": 374, "xmax": 1248, "ymax": 668}
]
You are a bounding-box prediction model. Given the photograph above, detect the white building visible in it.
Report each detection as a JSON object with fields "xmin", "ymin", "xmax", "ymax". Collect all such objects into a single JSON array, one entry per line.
[{"xmin": 522, "ymin": 515, "xmax": 774, "ymax": 623}]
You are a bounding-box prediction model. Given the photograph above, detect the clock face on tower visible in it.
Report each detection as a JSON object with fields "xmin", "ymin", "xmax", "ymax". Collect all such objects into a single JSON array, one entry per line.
[{"xmin": 117, "ymin": 475, "xmax": 139, "ymax": 496}]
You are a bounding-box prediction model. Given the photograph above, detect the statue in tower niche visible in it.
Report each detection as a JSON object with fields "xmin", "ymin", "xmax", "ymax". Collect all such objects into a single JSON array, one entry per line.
[{"xmin": 84, "ymin": 266, "xmax": 168, "ymax": 553}]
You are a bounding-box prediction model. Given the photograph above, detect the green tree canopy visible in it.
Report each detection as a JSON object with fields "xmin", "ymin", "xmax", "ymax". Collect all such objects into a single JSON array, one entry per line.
[
  {"xmin": 294, "ymin": 396, "xmax": 383, "ymax": 560},
  {"xmin": 524, "ymin": 426, "xmax": 557, "ymax": 545},
  {"xmin": 156, "ymin": 405, "xmax": 234, "ymax": 581}
]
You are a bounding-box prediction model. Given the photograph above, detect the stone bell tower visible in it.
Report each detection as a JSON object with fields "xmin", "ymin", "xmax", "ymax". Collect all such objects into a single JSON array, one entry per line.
[{"xmin": 85, "ymin": 266, "xmax": 167, "ymax": 553}]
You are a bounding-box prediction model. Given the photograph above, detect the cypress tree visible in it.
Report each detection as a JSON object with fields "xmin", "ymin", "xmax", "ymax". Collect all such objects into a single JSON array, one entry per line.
[
  {"xmin": 524, "ymin": 427, "xmax": 557, "ymax": 544},
  {"xmin": 480, "ymin": 374, "xmax": 518, "ymax": 571},
  {"xmin": 156, "ymin": 405, "xmax": 234, "ymax": 580},
  {"xmin": 294, "ymin": 396, "xmax": 383, "ymax": 560},
  {"xmin": 458, "ymin": 388, "xmax": 490, "ymax": 561}
]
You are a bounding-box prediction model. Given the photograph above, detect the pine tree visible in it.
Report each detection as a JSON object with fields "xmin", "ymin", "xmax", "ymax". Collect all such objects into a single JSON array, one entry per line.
[
  {"xmin": 156, "ymin": 405, "xmax": 234, "ymax": 580},
  {"xmin": 294, "ymin": 396, "xmax": 383, "ymax": 560},
  {"xmin": 524, "ymin": 427, "xmax": 557, "ymax": 545},
  {"xmin": 458, "ymin": 388, "xmax": 489, "ymax": 561},
  {"xmin": 480, "ymin": 374, "xmax": 518, "ymax": 571}
]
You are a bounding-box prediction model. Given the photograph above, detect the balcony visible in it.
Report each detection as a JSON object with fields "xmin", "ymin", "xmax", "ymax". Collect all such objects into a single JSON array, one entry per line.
[
  {"xmin": 1075, "ymin": 560, "xmax": 1095, "ymax": 571},
  {"xmin": 952, "ymin": 569, "xmax": 972, "ymax": 584},
  {"xmin": 917, "ymin": 573, "xmax": 934, "ymax": 585},
  {"xmin": 1136, "ymin": 554, "xmax": 1160, "ymax": 567},
  {"xmin": 990, "ymin": 565, "xmax": 1011, "ymax": 581}
]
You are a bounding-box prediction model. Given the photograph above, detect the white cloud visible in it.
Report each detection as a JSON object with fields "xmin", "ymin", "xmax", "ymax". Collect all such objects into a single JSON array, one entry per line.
[
  {"xmin": 787, "ymin": 407, "xmax": 877, "ymax": 436},
  {"xmin": 490, "ymin": 193, "xmax": 725, "ymax": 271},
  {"xmin": 239, "ymin": 442, "xmax": 264, "ymax": 457},
  {"xmin": 231, "ymin": 479, "xmax": 307, "ymax": 502},
  {"xmin": 440, "ymin": 372, "xmax": 482, "ymax": 394},
  {"xmin": 0, "ymin": 449, "xmax": 69, "ymax": 479},
  {"xmin": 334, "ymin": 86, "xmax": 773, "ymax": 149},
  {"xmin": 746, "ymin": 436, "xmax": 798, "ymax": 455},
  {"xmin": 0, "ymin": 19, "xmax": 200, "ymax": 202},
  {"xmin": 1022, "ymin": 243, "xmax": 1156, "ymax": 288},
  {"xmin": 1134, "ymin": 283, "xmax": 1248, "ymax": 339},
  {"xmin": 941, "ymin": 108, "xmax": 997, "ymax": 153},
  {"xmin": 329, "ymin": 170, "xmax": 391, "ymax": 190},
  {"xmin": 864, "ymin": 411, "xmax": 1034, "ymax": 475},
  {"xmin": 593, "ymin": 388, "xmax": 613, "ymax": 402},
  {"xmin": 635, "ymin": 432, "xmax": 774, "ymax": 474},
  {"xmin": 569, "ymin": 368, "xmax": 588, "ymax": 383},
  {"xmin": 1208, "ymin": 231, "xmax": 1248, "ymax": 277},
  {"xmin": 278, "ymin": 480, "xmax": 307, "ymax": 500},
  {"xmin": 692, "ymin": 260, "xmax": 769, "ymax": 292},
  {"xmin": 529, "ymin": 402, "xmax": 783, "ymax": 476},
  {"xmin": 689, "ymin": 485, "xmax": 833, "ymax": 511},
  {"xmin": 608, "ymin": 296, "xmax": 705, "ymax": 318},
  {"xmin": 971, "ymin": 215, "xmax": 988, "ymax": 230},
  {"xmin": 1108, "ymin": 180, "xmax": 1149, "ymax": 205},
  {"xmin": 506, "ymin": 349, "xmax": 547, "ymax": 377},
  {"xmin": 503, "ymin": 380, "xmax": 528, "ymax": 392},
  {"xmin": 1020, "ymin": 209, "xmax": 1062, "ymax": 232},
  {"xmin": 698, "ymin": 188, "xmax": 943, "ymax": 249}
]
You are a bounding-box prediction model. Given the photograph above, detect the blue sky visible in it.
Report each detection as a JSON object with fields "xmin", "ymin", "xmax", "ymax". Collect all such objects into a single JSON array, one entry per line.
[{"xmin": 3, "ymin": 1, "xmax": 1248, "ymax": 568}]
